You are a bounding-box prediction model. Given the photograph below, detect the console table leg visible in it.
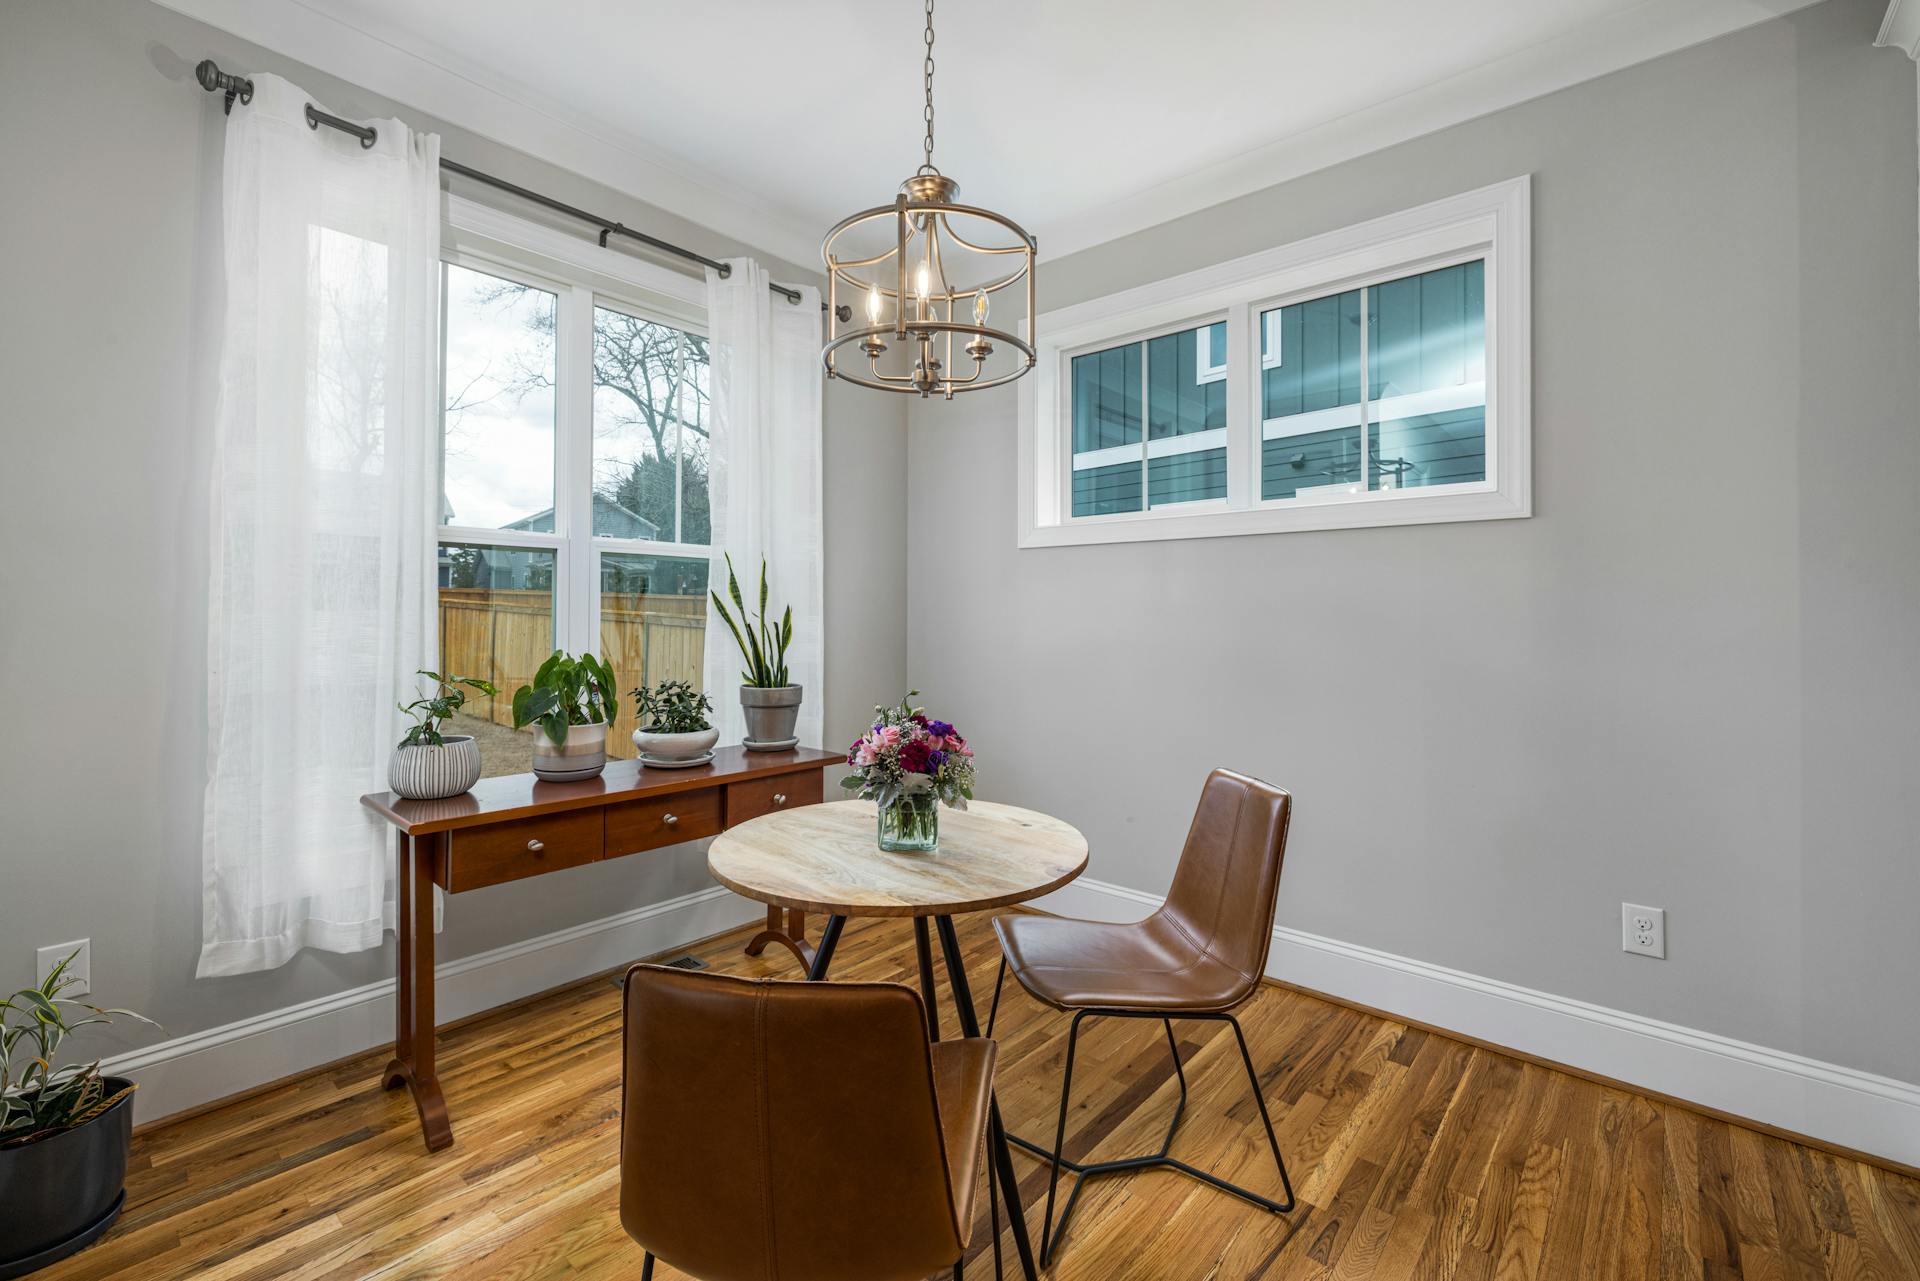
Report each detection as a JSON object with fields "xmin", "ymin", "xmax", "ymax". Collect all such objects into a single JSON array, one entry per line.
[{"xmin": 382, "ymin": 831, "xmax": 451, "ymax": 1152}]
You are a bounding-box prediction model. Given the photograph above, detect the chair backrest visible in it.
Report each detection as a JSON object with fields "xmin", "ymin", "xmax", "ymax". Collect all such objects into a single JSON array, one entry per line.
[
  {"xmin": 1158, "ymin": 768, "xmax": 1293, "ymax": 1001},
  {"xmin": 620, "ymin": 965, "xmax": 965, "ymax": 1281}
]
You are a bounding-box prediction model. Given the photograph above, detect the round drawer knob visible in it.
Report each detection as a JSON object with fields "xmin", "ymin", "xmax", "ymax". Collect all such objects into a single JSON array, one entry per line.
[
  {"xmin": 772, "ymin": 793, "xmax": 788, "ymax": 807},
  {"xmin": 662, "ymin": 813, "xmax": 679, "ymax": 827},
  {"xmin": 526, "ymin": 839, "xmax": 545, "ymax": 854}
]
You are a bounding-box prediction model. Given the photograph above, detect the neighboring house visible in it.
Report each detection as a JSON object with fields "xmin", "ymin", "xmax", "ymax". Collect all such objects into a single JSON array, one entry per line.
[{"xmin": 437, "ymin": 494, "xmax": 660, "ymax": 590}]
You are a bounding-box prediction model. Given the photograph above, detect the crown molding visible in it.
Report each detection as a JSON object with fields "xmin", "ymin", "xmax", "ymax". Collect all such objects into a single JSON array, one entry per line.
[
  {"xmin": 1036, "ymin": 0, "xmax": 1824, "ymax": 260},
  {"xmin": 1879, "ymin": 0, "xmax": 1920, "ymax": 58},
  {"xmin": 148, "ymin": 0, "xmax": 823, "ymax": 270}
]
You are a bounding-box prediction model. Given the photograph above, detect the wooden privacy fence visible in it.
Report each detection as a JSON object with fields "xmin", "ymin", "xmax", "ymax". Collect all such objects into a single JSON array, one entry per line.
[{"xmin": 439, "ymin": 588, "xmax": 706, "ymax": 760}]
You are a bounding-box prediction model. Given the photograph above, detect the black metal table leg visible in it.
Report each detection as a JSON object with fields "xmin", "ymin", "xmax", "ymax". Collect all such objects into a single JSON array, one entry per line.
[
  {"xmin": 935, "ymin": 914, "xmax": 1040, "ymax": 1281},
  {"xmin": 805, "ymin": 915, "xmax": 847, "ymax": 982},
  {"xmin": 913, "ymin": 917, "xmax": 942, "ymax": 1041}
]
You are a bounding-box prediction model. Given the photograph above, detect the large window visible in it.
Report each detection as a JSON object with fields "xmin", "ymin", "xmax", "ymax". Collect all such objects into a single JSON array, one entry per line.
[
  {"xmin": 436, "ymin": 200, "xmax": 712, "ymax": 773},
  {"xmin": 1020, "ymin": 178, "xmax": 1529, "ymax": 546}
]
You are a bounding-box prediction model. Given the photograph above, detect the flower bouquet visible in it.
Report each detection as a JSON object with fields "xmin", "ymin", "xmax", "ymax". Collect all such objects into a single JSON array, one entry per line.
[{"xmin": 841, "ymin": 692, "xmax": 975, "ymax": 851}]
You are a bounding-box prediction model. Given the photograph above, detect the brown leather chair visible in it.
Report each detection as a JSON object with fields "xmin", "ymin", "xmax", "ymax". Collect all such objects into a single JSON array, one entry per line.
[
  {"xmin": 620, "ymin": 964, "xmax": 998, "ymax": 1281},
  {"xmin": 987, "ymin": 769, "xmax": 1297, "ymax": 1263}
]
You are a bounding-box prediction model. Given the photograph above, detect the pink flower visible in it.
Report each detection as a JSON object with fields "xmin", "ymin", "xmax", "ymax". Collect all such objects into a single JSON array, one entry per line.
[
  {"xmin": 853, "ymin": 736, "xmax": 880, "ymax": 767},
  {"xmin": 874, "ymin": 725, "xmax": 902, "ymax": 750}
]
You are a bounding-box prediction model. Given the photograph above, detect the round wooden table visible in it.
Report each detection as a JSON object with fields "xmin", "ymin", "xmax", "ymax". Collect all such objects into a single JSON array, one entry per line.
[{"xmin": 708, "ymin": 798, "xmax": 1088, "ymax": 1281}]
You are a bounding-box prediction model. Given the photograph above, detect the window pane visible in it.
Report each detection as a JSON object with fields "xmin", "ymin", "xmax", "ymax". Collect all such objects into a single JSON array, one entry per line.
[
  {"xmin": 1367, "ymin": 260, "xmax": 1486, "ymax": 490},
  {"xmin": 1262, "ymin": 288, "xmax": 1363, "ymax": 421},
  {"xmin": 601, "ymin": 553, "xmax": 710, "ymax": 760},
  {"xmin": 592, "ymin": 307, "xmax": 710, "ymax": 544},
  {"xmin": 1072, "ymin": 322, "xmax": 1225, "ymax": 516},
  {"xmin": 1261, "ymin": 427, "xmax": 1364, "ymax": 500},
  {"xmin": 437, "ymin": 542, "xmax": 556, "ymax": 778},
  {"xmin": 440, "ymin": 265, "xmax": 556, "ymax": 531}
]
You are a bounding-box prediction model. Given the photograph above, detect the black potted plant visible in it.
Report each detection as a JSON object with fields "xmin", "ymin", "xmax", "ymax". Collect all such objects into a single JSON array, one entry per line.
[{"xmin": 1, "ymin": 951, "xmax": 156, "ymax": 1276}]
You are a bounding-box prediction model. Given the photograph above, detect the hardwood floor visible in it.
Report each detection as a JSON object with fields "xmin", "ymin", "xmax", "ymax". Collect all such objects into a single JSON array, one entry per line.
[{"xmin": 44, "ymin": 914, "xmax": 1920, "ymax": 1280}]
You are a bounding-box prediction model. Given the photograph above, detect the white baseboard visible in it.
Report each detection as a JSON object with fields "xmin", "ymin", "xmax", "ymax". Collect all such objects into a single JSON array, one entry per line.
[
  {"xmin": 1033, "ymin": 877, "xmax": 1920, "ymax": 1169},
  {"xmin": 106, "ymin": 886, "xmax": 761, "ymax": 1126}
]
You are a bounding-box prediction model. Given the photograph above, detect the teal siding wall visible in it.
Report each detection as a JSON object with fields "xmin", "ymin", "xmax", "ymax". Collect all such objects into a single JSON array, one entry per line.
[
  {"xmin": 1073, "ymin": 322, "xmax": 1227, "ymax": 515},
  {"xmin": 1262, "ymin": 288, "xmax": 1363, "ymax": 420},
  {"xmin": 1071, "ymin": 344, "xmax": 1141, "ymax": 453},
  {"xmin": 1261, "ymin": 427, "xmax": 1363, "ymax": 499},
  {"xmin": 1072, "ymin": 461, "xmax": 1142, "ymax": 515},
  {"xmin": 1150, "ymin": 447, "xmax": 1227, "ymax": 506}
]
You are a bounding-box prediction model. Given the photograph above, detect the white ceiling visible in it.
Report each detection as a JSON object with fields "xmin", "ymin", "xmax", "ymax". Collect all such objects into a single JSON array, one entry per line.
[{"xmin": 162, "ymin": 0, "xmax": 1818, "ymax": 269}]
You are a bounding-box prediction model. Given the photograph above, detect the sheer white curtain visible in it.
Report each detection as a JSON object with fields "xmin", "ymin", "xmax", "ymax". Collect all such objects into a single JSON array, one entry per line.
[
  {"xmin": 702, "ymin": 259, "xmax": 825, "ymax": 749},
  {"xmin": 199, "ymin": 76, "xmax": 440, "ymax": 977}
]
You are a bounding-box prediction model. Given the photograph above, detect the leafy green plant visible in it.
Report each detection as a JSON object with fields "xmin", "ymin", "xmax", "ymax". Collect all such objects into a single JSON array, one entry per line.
[
  {"xmin": 632, "ymin": 679, "xmax": 713, "ymax": 734},
  {"xmin": 709, "ymin": 554, "xmax": 793, "ymax": 688},
  {"xmin": 512, "ymin": 650, "xmax": 617, "ymax": 746},
  {"xmin": 2, "ymin": 951, "xmax": 157, "ymax": 1147},
  {"xmin": 397, "ymin": 670, "xmax": 499, "ymax": 749}
]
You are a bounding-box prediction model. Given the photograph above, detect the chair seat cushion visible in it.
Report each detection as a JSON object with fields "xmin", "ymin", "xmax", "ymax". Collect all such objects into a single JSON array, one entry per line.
[
  {"xmin": 929, "ymin": 1037, "xmax": 996, "ymax": 1243},
  {"xmin": 993, "ymin": 911, "xmax": 1258, "ymax": 1013}
]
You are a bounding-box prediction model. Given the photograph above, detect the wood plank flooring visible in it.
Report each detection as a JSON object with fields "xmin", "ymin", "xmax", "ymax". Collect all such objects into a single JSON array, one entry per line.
[{"xmin": 41, "ymin": 914, "xmax": 1920, "ymax": 1280}]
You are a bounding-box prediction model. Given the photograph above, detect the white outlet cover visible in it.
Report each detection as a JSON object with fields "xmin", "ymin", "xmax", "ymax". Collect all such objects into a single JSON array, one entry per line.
[
  {"xmin": 1621, "ymin": 903, "xmax": 1665, "ymax": 959},
  {"xmin": 36, "ymin": 939, "xmax": 89, "ymax": 996}
]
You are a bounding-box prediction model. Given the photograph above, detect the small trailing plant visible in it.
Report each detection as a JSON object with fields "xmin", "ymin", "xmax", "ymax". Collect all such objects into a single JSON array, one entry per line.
[
  {"xmin": 396, "ymin": 670, "xmax": 498, "ymax": 749},
  {"xmin": 709, "ymin": 554, "xmax": 793, "ymax": 688},
  {"xmin": 841, "ymin": 691, "xmax": 976, "ymax": 812},
  {"xmin": 512, "ymin": 650, "xmax": 617, "ymax": 745},
  {"xmin": 632, "ymin": 679, "xmax": 714, "ymax": 734},
  {"xmin": 2, "ymin": 951, "xmax": 157, "ymax": 1147}
]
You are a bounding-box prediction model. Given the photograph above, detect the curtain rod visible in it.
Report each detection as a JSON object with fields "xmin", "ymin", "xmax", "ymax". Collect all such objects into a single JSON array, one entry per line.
[{"xmin": 195, "ymin": 60, "xmax": 845, "ymax": 316}]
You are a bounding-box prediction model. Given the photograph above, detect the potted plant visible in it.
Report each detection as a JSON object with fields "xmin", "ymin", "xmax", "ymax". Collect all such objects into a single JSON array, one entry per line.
[
  {"xmin": 511, "ymin": 650, "xmax": 618, "ymax": 782},
  {"xmin": 1, "ymin": 952, "xmax": 156, "ymax": 1275},
  {"xmin": 630, "ymin": 679, "xmax": 718, "ymax": 768},
  {"xmin": 841, "ymin": 692, "xmax": 975, "ymax": 852},
  {"xmin": 389, "ymin": 670, "xmax": 498, "ymax": 800},
  {"xmin": 709, "ymin": 554, "xmax": 802, "ymax": 751}
]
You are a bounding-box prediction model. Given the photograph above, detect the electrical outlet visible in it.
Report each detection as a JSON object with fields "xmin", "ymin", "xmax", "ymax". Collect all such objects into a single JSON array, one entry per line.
[
  {"xmin": 36, "ymin": 939, "xmax": 89, "ymax": 996},
  {"xmin": 1621, "ymin": 904, "xmax": 1665, "ymax": 959}
]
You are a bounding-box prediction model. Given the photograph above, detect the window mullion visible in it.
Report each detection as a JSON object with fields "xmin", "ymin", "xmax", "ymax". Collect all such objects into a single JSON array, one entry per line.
[
  {"xmin": 1357, "ymin": 286, "xmax": 1371, "ymax": 496},
  {"xmin": 1225, "ymin": 302, "xmax": 1251, "ymax": 509},
  {"xmin": 556, "ymin": 283, "xmax": 596, "ymax": 655}
]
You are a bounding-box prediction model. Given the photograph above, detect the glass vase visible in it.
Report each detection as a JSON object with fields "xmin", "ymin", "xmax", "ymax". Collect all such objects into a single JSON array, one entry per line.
[{"xmin": 877, "ymin": 793, "xmax": 939, "ymax": 852}]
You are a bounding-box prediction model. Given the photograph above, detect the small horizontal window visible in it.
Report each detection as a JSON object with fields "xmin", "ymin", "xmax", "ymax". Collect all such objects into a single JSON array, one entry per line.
[{"xmin": 1020, "ymin": 177, "xmax": 1530, "ymax": 547}]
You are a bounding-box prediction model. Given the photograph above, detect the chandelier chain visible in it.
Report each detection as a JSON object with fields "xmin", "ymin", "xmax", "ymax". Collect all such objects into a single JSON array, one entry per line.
[{"xmin": 919, "ymin": 0, "xmax": 938, "ymax": 175}]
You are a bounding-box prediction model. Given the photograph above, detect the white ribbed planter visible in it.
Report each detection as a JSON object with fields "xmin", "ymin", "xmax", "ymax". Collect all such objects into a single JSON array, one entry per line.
[{"xmin": 388, "ymin": 736, "xmax": 482, "ymax": 800}]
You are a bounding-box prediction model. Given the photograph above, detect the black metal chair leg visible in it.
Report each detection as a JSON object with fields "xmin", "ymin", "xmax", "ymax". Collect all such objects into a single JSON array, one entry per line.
[
  {"xmin": 1226, "ymin": 1013, "xmax": 1296, "ymax": 1212},
  {"xmin": 985, "ymin": 954, "xmax": 1007, "ymax": 1037},
  {"xmin": 641, "ymin": 1252, "xmax": 653, "ymax": 1281},
  {"xmin": 1039, "ymin": 1010, "xmax": 1087, "ymax": 1266}
]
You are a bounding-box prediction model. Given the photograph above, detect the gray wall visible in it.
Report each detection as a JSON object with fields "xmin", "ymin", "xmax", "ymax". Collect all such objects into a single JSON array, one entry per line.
[
  {"xmin": 907, "ymin": 0, "xmax": 1920, "ymax": 1084},
  {"xmin": 0, "ymin": 1, "xmax": 906, "ymax": 1052}
]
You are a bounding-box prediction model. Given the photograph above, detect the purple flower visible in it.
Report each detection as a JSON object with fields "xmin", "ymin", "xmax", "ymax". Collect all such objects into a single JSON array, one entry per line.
[
  {"xmin": 928, "ymin": 720, "xmax": 954, "ymax": 738},
  {"xmin": 928, "ymin": 749, "xmax": 947, "ymax": 770}
]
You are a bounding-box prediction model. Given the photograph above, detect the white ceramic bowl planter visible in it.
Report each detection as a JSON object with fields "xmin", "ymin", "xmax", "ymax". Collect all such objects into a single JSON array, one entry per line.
[{"xmin": 633, "ymin": 725, "xmax": 720, "ymax": 768}]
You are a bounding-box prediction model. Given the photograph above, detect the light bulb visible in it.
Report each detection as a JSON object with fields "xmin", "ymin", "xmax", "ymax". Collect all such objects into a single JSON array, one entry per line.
[
  {"xmin": 865, "ymin": 285, "xmax": 882, "ymax": 325},
  {"xmin": 915, "ymin": 260, "xmax": 931, "ymax": 302},
  {"xmin": 973, "ymin": 292, "xmax": 990, "ymax": 326}
]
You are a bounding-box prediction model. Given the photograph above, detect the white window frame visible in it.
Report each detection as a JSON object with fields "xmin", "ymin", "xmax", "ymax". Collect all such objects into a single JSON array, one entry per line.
[
  {"xmin": 437, "ymin": 194, "xmax": 711, "ymax": 656},
  {"xmin": 1017, "ymin": 176, "xmax": 1530, "ymax": 548},
  {"xmin": 1195, "ymin": 323, "xmax": 1228, "ymax": 385}
]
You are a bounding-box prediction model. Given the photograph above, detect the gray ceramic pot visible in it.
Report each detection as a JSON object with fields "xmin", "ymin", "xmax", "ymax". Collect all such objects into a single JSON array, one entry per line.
[
  {"xmin": 740, "ymin": 684, "xmax": 803, "ymax": 750},
  {"xmin": 531, "ymin": 722, "xmax": 608, "ymax": 782},
  {"xmin": 388, "ymin": 736, "xmax": 482, "ymax": 800}
]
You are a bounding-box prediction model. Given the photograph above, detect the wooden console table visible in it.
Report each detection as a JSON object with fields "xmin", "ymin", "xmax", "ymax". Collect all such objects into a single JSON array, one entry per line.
[{"xmin": 361, "ymin": 745, "xmax": 839, "ymax": 1152}]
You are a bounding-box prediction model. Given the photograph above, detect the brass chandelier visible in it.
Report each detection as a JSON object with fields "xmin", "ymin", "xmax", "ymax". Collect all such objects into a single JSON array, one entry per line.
[{"xmin": 821, "ymin": 0, "xmax": 1037, "ymax": 398}]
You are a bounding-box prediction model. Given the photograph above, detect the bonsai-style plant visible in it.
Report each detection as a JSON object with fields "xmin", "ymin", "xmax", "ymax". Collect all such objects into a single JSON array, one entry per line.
[
  {"xmin": 389, "ymin": 670, "xmax": 497, "ymax": 800},
  {"xmin": 512, "ymin": 650, "xmax": 618, "ymax": 781},
  {"xmin": 396, "ymin": 670, "xmax": 498, "ymax": 748},
  {"xmin": 633, "ymin": 679, "xmax": 714, "ymax": 735},
  {"xmin": 709, "ymin": 554, "xmax": 803, "ymax": 750},
  {"xmin": 630, "ymin": 679, "xmax": 719, "ymax": 767},
  {"xmin": 1, "ymin": 951, "xmax": 156, "ymax": 1272}
]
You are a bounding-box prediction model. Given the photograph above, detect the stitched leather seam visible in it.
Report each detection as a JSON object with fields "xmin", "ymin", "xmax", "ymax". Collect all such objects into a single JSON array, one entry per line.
[{"xmin": 754, "ymin": 985, "xmax": 776, "ymax": 1281}]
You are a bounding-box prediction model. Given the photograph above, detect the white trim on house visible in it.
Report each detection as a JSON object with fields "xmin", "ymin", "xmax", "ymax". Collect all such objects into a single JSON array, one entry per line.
[
  {"xmin": 1018, "ymin": 177, "xmax": 1531, "ymax": 548},
  {"xmin": 1030, "ymin": 877, "xmax": 1920, "ymax": 1170},
  {"xmin": 1877, "ymin": 0, "xmax": 1920, "ymax": 59},
  {"xmin": 105, "ymin": 887, "xmax": 762, "ymax": 1127}
]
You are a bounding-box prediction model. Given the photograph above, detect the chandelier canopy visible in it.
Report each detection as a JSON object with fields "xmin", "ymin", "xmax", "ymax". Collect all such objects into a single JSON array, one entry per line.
[{"xmin": 821, "ymin": 0, "xmax": 1036, "ymax": 398}]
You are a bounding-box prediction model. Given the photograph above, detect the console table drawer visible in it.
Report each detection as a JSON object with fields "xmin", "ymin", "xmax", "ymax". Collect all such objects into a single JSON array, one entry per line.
[
  {"xmin": 726, "ymin": 771, "xmax": 823, "ymax": 825},
  {"xmin": 606, "ymin": 787, "xmax": 723, "ymax": 857},
  {"xmin": 440, "ymin": 809, "xmax": 602, "ymax": 892}
]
